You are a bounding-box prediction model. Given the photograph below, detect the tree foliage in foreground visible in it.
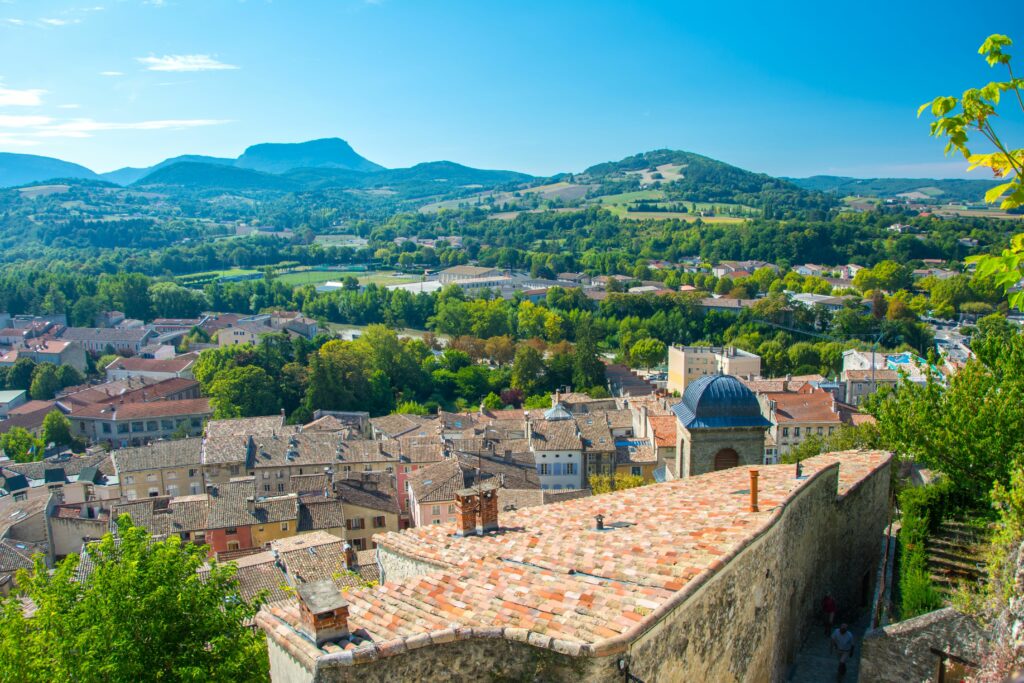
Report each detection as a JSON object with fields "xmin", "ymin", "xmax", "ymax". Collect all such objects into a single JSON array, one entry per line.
[
  {"xmin": 0, "ymin": 516, "xmax": 268, "ymax": 682},
  {"xmin": 867, "ymin": 324, "xmax": 1024, "ymax": 502}
]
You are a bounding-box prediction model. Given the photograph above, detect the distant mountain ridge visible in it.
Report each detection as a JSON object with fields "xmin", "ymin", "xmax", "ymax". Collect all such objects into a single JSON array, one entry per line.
[
  {"xmin": 0, "ymin": 153, "xmax": 100, "ymax": 188},
  {"xmin": 788, "ymin": 175, "xmax": 1002, "ymax": 202}
]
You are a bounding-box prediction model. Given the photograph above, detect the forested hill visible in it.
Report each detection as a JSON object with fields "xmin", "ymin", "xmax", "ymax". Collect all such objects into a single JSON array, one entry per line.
[
  {"xmin": 580, "ymin": 149, "xmax": 836, "ymax": 217},
  {"xmin": 788, "ymin": 175, "xmax": 1002, "ymax": 203}
]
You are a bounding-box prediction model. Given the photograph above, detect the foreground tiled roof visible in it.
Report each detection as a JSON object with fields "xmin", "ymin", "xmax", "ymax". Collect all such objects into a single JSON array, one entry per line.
[{"xmin": 257, "ymin": 450, "xmax": 891, "ymax": 669}]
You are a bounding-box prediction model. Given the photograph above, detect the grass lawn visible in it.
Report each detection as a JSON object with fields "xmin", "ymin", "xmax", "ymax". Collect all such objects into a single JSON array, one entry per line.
[
  {"xmin": 180, "ymin": 267, "xmax": 260, "ymax": 279},
  {"xmin": 275, "ymin": 269, "xmax": 369, "ymax": 286},
  {"xmin": 357, "ymin": 272, "xmax": 420, "ymax": 287},
  {"xmin": 597, "ymin": 189, "xmax": 666, "ymax": 205}
]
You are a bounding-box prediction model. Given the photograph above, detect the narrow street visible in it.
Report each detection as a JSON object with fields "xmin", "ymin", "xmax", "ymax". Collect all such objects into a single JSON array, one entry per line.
[{"xmin": 787, "ymin": 613, "xmax": 871, "ymax": 683}]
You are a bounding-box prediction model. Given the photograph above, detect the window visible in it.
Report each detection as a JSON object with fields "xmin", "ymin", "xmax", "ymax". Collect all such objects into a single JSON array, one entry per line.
[
  {"xmin": 431, "ymin": 505, "xmax": 441, "ymax": 515},
  {"xmin": 188, "ymin": 469, "xmax": 198, "ymax": 478},
  {"xmin": 373, "ymin": 516, "xmax": 386, "ymax": 528},
  {"xmin": 280, "ymin": 522, "xmax": 289, "ymax": 531},
  {"xmin": 166, "ymin": 485, "xmax": 179, "ymax": 496},
  {"xmin": 566, "ymin": 463, "xmax": 576, "ymax": 475},
  {"xmin": 227, "ymin": 541, "xmax": 240, "ymax": 551},
  {"xmin": 347, "ymin": 518, "xmax": 365, "ymax": 530},
  {"xmin": 631, "ymin": 466, "xmax": 642, "ymax": 476},
  {"xmin": 782, "ymin": 427, "xmax": 789, "ymax": 437},
  {"xmin": 817, "ymin": 427, "xmax": 823, "ymax": 436},
  {"xmin": 829, "ymin": 427, "xmax": 835, "ymax": 435},
  {"xmin": 262, "ymin": 472, "xmax": 270, "ymax": 479},
  {"xmin": 229, "ymin": 466, "xmax": 241, "ymax": 475},
  {"xmin": 364, "ymin": 464, "xmax": 372, "ymax": 472},
  {"xmin": 148, "ymin": 488, "xmax": 159, "ymax": 497},
  {"xmin": 385, "ymin": 466, "xmax": 394, "ymax": 473},
  {"xmin": 125, "ymin": 475, "xmax": 135, "ymax": 484},
  {"xmin": 226, "ymin": 528, "xmax": 238, "ymax": 535},
  {"xmin": 343, "ymin": 465, "xmax": 351, "ymax": 473},
  {"xmin": 794, "ymin": 427, "xmax": 801, "ymax": 437},
  {"xmin": 539, "ymin": 463, "xmax": 549, "ymax": 475},
  {"xmin": 146, "ymin": 421, "xmax": 158, "ymax": 432},
  {"xmin": 432, "ymin": 519, "xmax": 440, "ymax": 524},
  {"xmin": 351, "ymin": 538, "xmax": 366, "ymax": 550},
  {"xmin": 131, "ymin": 421, "xmax": 144, "ymax": 432},
  {"xmin": 276, "ymin": 471, "xmax": 285, "ymax": 479},
  {"xmin": 117, "ymin": 424, "xmax": 130, "ymax": 434},
  {"xmin": 263, "ymin": 484, "xmax": 270, "ymax": 492},
  {"xmin": 403, "ymin": 466, "xmax": 411, "ymax": 473},
  {"xmin": 161, "ymin": 420, "xmax": 174, "ymax": 431},
  {"xmin": 447, "ymin": 504, "xmax": 455, "ymax": 514},
  {"xmin": 277, "ymin": 483, "xmax": 285, "ymax": 492},
  {"xmin": 102, "ymin": 423, "xmax": 112, "ymax": 434},
  {"xmin": 166, "ymin": 471, "xmax": 177, "ymax": 479},
  {"xmin": 191, "ymin": 419, "xmax": 201, "ymax": 429},
  {"xmin": 146, "ymin": 473, "xmax": 157, "ymax": 482}
]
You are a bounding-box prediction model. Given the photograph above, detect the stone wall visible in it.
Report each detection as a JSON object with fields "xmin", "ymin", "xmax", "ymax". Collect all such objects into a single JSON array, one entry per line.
[
  {"xmin": 306, "ymin": 457, "xmax": 891, "ymax": 683},
  {"xmin": 48, "ymin": 515, "xmax": 108, "ymax": 560},
  {"xmin": 859, "ymin": 607, "xmax": 984, "ymax": 683},
  {"xmin": 376, "ymin": 546, "xmax": 448, "ymax": 584},
  {"xmin": 678, "ymin": 425, "xmax": 767, "ymax": 477}
]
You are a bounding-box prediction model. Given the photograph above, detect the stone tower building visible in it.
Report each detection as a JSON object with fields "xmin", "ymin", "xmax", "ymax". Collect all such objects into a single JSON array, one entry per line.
[{"xmin": 672, "ymin": 373, "xmax": 771, "ymax": 476}]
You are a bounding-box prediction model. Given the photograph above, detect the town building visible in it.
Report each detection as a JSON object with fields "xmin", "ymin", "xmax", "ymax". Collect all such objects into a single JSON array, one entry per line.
[
  {"xmin": 104, "ymin": 353, "xmax": 197, "ymax": 382},
  {"xmin": 111, "ymin": 438, "xmax": 205, "ymax": 499},
  {"xmin": 666, "ymin": 345, "xmax": 762, "ymax": 394},
  {"xmin": 0, "ymin": 390, "xmax": 26, "ymax": 418},
  {"xmin": 0, "ymin": 339, "xmax": 88, "ymax": 373},
  {"xmin": 436, "ymin": 265, "xmax": 502, "ymax": 284},
  {"xmin": 59, "ymin": 327, "xmax": 158, "ymax": 355},
  {"xmin": 671, "ymin": 374, "xmax": 771, "ymax": 476},
  {"xmin": 69, "ymin": 397, "xmax": 212, "ymax": 447}
]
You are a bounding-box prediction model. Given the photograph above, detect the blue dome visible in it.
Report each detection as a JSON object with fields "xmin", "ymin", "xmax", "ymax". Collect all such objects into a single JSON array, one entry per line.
[{"xmin": 672, "ymin": 374, "xmax": 771, "ymax": 430}]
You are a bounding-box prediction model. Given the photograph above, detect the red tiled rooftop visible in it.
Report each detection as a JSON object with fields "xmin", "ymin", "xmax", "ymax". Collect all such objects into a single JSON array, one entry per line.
[
  {"xmin": 647, "ymin": 415, "xmax": 677, "ymax": 447},
  {"xmin": 258, "ymin": 450, "xmax": 891, "ymax": 665}
]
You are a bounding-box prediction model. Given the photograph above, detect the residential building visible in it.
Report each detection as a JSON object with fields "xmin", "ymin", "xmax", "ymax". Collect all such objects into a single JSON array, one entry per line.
[
  {"xmin": 666, "ymin": 345, "xmax": 762, "ymax": 394},
  {"xmin": 334, "ymin": 475, "xmax": 400, "ymax": 550},
  {"xmin": 104, "ymin": 353, "xmax": 197, "ymax": 381},
  {"xmin": 841, "ymin": 368, "xmax": 899, "ymax": 406},
  {"xmin": 0, "ymin": 340, "xmax": 88, "ymax": 373},
  {"xmin": 758, "ymin": 384, "xmax": 862, "ymax": 457},
  {"xmin": 69, "ymin": 397, "xmax": 212, "ymax": 447},
  {"xmin": 59, "ymin": 327, "xmax": 157, "ymax": 355},
  {"xmin": 110, "ymin": 438, "xmax": 205, "ymax": 499},
  {"xmin": 527, "ymin": 407, "xmax": 584, "ymax": 490}
]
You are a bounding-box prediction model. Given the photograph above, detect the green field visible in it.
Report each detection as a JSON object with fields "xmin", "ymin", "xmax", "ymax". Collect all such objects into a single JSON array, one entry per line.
[
  {"xmin": 357, "ymin": 272, "xmax": 420, "ymax": 287},
  {"xmin": 597, "ymin": 189, "xmax": 666, "ymax": 205},
  {"xmin": 275, "ymin": 269, "xmax": 369, "ymax": 286}
]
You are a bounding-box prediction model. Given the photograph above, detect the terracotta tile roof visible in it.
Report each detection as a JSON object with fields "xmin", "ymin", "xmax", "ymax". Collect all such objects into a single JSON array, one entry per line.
[
  {"xmin": 205, "ymin": 551, "xmax": 291, "ymax": 604},
  {"xmin": 298, "ymin": 495, "xmax": 346, "ymax": 531},
  {"xmin": 60, "ymin": 327, "xmax": 154, "ymax": 343},
  {"xmin": 615, "ymin": 443, "xmax": 658, "ymax": 465},
  {"xmin": 111, "ymin": 438, "xmax": 203, "ymax": 473},
  {"xmin": 529, "ymin": 419, "xmax": 581, "ymax": 452},
  {"xmin": 370, "ymin": 414, "xmax": 435, "ymax": 439},
  {"xmin": 647, "ymin": 416, "xmax": 676, "ymax": 447},
  {"xmin": 575, "ymin": 415, "xmax": 615, "ymax": 453},
  {"xmin": 202, "ymin": 435, "xmax": 252, "ymax": 466},
  {"xmin": 105, "ymin": 355, "xmax": 196, "ymax": 374},
  {"xmin": 6, "ymin": 400, "xmax": 56, "ymax": 416},
  {"xmin": 765, "ymin": 388, "xmax": 843, "ymax": 424},
  {"xmin": 406, "ymin": 459, "xmax": 462, "ymax": 504},
  {"xmin": 336, "ymin": 476, "xmax": 400, "ymax": 514},
  {"xmin": 71, "ymin": 398, "xmax": 211, "ymax": 421},
  {"xmin": 256, "ymin": 451, "xmax": 890, "ymax": 664},
  {"xmin": 3, "ymin": 452, "xmax": 113, "ymax": 483},
  {"xmin": 111, "ymin": 495, "xmax": 210, "ymax": 535},
  {"xmin": 206, "ymin": 479, "xmax": 299, "ymax": 529},
  {"xmin": 355, "ymin": 550, "xmax": 380, "ymax": 584},
  {"xmin": 205, "ymin": 414, "xmax": 286, "ymax": 439},
  {"xmin": 0, "ymin": 538, "xmax": 34, "ymax": 573},
  {"xmin": 271, "ymin": 531, "xmax": 363, "ymax": 589}
]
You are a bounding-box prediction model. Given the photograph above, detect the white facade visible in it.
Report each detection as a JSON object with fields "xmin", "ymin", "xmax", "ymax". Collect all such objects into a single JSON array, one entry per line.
[{"xmin": 531, "ymin": 448, "xmax": 583, "ymax": 490}]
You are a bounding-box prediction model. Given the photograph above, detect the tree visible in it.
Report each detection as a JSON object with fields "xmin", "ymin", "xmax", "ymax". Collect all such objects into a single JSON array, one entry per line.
[
  {"xmin": 572, "ymin": 321, "xmax": 606, "ymax": 392},
  {"xmin": 0, "ymin": 427, "xmax": 44, "ymax": 463},
  {"xmin": 29, "ymin": 363, "xmax": 61, "ymax": 401},
  {"xmin": 149, "ymin": 281, "xmax": 206, "ymax": 318},
  {"xmin": 41, "ymin": 411, "xmax": 74, "ymax": 448},
  {"xmin": 6, "ymin": 357, "xmax": 36, "ymax": 391},
  {"xmin": 55, "ymin": 364, "xmax": 84, "ymax": 389},
  {"xmin": 511, "ymin": 345, "xmax": 545, "ymax": 396},
  {"xmin": 868, "ymin": 329, "xmax": 1024, "ymax": 502},
  {"xmin": 395, "ymin": 400, "xmax": 429, "ymax": 415},
  {"xmin": 920, "ymin": 34, "xmax": 1024, "ymax": 308},
  {"xmin": 629, "ymin": 338, "xmax": 666, "ymax": 370},
  {"xmin": 0, "ymin": 516, "xmax": 267, "ymax": 682},
  {"xmin": 481, "ymin": 392, "xmax": 503, "ymax": 410},
  {"xmin": 207, "ymin": 365, "xmax": 280, "ymax": 419}
]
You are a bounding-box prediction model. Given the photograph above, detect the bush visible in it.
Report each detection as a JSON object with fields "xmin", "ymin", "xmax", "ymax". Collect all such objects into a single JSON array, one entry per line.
[{"xmin": 898, "ymin": 479, "xmax": 960, "ymax": 618}]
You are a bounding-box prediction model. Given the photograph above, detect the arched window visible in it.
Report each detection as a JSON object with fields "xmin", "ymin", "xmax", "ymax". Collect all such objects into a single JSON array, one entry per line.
[{"xmin": 713, "ymin": 448, "xmax": 739, "ymax": 471}]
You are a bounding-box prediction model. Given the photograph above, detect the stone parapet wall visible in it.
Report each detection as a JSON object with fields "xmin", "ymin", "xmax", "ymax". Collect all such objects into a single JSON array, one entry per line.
[{"xmin": 859, "ymin": 607, "xmax": 984, "ymax": 683}]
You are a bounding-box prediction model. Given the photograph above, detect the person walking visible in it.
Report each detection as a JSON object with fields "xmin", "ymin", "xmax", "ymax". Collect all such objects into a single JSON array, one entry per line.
[
  {"xmin": 821, "ymin": 593, "xmax": 837, "ymax": 636},
  {"xmin": 831, "ymin": 622, "xmax": 855, "ymax": 677}
]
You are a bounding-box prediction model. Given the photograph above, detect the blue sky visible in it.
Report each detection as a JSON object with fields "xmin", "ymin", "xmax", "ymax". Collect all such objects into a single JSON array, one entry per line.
[{"xmin": 0, "ymin": 0, "xmax": 1021, "ymax": 178}]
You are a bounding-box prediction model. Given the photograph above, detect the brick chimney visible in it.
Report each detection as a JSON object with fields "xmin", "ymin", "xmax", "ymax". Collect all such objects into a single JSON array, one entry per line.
[
  {"xmin": 454, "ymin": 490, "xmax": 478, "ymax": 537},
  {"xmin": 479, "ymin": 488, "xmax": 498, "ymax": 533},
  {"xmin": 295, "ymin": 579, "xmax": 350, "ymax": 646}
]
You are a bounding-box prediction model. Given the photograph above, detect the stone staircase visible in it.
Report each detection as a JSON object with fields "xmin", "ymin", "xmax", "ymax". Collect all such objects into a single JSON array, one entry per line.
[
  {"xmin": 926, "ymin": 520, "xmax": 987, "ymax": 598},
  {"xmin": 787, "ymin": 613, "xmax": 869, "ymax": 682}
]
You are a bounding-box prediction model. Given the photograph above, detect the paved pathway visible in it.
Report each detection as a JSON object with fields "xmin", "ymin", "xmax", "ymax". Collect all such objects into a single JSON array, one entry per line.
[{"xmin": 787, "ymin": 612, "xmax": 870, "ymax": 683}]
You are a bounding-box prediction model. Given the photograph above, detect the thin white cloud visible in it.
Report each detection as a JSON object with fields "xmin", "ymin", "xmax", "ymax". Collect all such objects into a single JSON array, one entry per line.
[
  {"xmin": 40, "ymin": 17, "xmax": 81, "ymax": 26},
  {"xmin": 99, "ymin": 71, "xmax": 124, "ymax": 77},
  {"xmin": 0, "ymin": 85, "xmax": 46, "ymax": 106},
  {"xmin": 136, "ymin": 54, "xmax": 239, "ymax": 72},
  {"xmin": 33, "ymin": 117, "xmax": 230, "ymax": 138},
  {"xmin": 0, "ymin": 133, "xmax": 39, "ymax": 147},
  {"xmin": 0, "ymin": 114, "xmax": 53, "ymax": 128},
  {"xmin": 2, "ymin": 18, "xmax": 25, "ymax": 26}
]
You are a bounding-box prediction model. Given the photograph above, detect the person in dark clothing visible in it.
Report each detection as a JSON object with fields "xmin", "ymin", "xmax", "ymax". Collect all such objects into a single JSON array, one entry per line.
[{"xmin": 822, "ymin": 593, "xmax": 837, "ymax": 636}]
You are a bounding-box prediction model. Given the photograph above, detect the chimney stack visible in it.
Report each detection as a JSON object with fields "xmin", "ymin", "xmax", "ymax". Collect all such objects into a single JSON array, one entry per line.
[
  {"xmin": 246, "ymin": 496, "xmax": 256, "ymax": 514},
  {"xmin": 343, "ymin": 542, "xmax": 357, "ymax": 568},
  {"xmin": 454, "ymin": 490, "xmax": 478, "ymax": 537},
  {"xmin": 749, "ymin": 470, "xmax": 759, "ymax": 513},
  {"xmin": 479, "ymin": 488, "xmax": 498, "ymax": 534},
  {"xmin": 295, "ymin": 580, "xmax": 350, "ymax": 647}
]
